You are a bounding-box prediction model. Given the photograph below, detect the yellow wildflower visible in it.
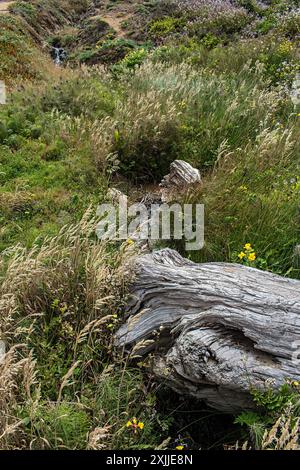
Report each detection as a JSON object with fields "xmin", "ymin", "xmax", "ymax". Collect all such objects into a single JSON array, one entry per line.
[
  {"xmin": 176, "ymin": 445, "xmax": 184, "ymax": 450},
  {"xmin": 126, "ymin": 417, "xmax": 144, "ymax": 433},
  {"xmin": 292, "ymin": 380, "xmax": 299, "ymax": 387},
  {"xmin": 127, "ymin": 239, "xmax": 134, "ymax": 246},
  {"xmin": 248, "ymin": 252, "xmax": 256, "ymax": 262},
  {"xmin": 244, "ymin": 243, "xmax": 252, "ymax": 251},
  {"xmin": 238, "ymin": 252, "xmax": 246, "ymax": 260}
]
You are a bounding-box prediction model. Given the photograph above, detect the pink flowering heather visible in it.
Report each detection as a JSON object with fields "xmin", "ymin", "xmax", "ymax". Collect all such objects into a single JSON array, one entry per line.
[
  {"xmin": 174, "ymin": 0, "xmax": 242, "ymax": 15},
  {"xmin": 165, "ymin": 0, "xmax": 250, "ymax": 37}
]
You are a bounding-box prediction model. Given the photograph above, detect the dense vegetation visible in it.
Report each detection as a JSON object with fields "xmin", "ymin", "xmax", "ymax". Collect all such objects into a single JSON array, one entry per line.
[{"xmin": 1, "ymin": 0, "xmax": 300, "ymax": 450}]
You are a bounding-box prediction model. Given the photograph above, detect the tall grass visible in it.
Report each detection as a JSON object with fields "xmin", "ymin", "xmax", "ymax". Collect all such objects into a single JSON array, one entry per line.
[
  {"xmin": 0, "ymin": 210, "xmax": 172, "ymax": 449},
  {"xmin": 0, "ymin": 211, "xmax": 120, "ymax": 449},
  {"xmin": 66, "ymin": 59, "xmax": 290, "ymax": 181},
  {"xmin": 183, "ymin": 120, "xmax": 300, "ymax": 277}
]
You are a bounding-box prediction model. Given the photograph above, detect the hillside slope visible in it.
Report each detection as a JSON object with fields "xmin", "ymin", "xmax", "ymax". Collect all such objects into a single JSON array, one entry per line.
[{"xmin": 1, "ymin": 0, "xmax": 300, "ymax": 451}]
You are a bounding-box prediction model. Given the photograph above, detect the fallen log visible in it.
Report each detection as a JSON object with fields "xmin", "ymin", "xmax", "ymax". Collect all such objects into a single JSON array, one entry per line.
[
  {"xmin": 116, "ymin": 249, "xmax": 300, "ymax": 412},
  {"xmin": 160, "ymin": 160, "xmax": 201, "ymax": 202}
]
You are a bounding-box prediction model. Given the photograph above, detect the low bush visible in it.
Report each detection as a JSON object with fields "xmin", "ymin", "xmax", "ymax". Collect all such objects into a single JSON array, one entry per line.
[
  {"xmin": 235, "ymin": 380, "xmax": 300, "ymax": 449},
  {"xmin": 149, "ymin": 16, "xmax": 186, "ymax": 37},
  {"xmin": 73, "ymin": 38, "xmax": 138, "ymax": 65}
]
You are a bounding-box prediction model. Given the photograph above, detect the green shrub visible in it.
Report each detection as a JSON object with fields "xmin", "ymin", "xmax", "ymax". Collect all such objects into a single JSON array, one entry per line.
[
  {"xmin": 256, "ymin": 17, "xmax": 278, "ymax": 34},
  {"xmin": 42, "ymin": 140, "xmax": 66, "ymax": 161},
  {"xmin": 121, "ymin": 48, "xmax": 148, "ymax": 68},
  {"xmin": 74, "ymin": 38, "xmax": 138, "ymax": 65},
  {"xmin": 259, "ymin": 40, "xmax": 300, "ymax": 85},
  {"xmin": 200, "ymin": 33, "xmax": 220, "ymax": 49},
  {"xmin": 149, "ymin": 16, "xmax": 186, "ymax": 37},
  {"xmin": 5, "ymin": 134, "xmax": 24, "ymax": 150},
  {"xmin": 235, "ymin": 380, "xmax": 300, "ymax": 449}
]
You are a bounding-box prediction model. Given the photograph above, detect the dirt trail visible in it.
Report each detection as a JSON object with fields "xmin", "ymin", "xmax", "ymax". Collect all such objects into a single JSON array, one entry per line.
[
  {"xmin": 100, "ymin": 13, "xmax": 131, "ymax": 38},
  {"xmin": 94, "ymin": 0, "xmax": 136, "ymax": 39},
  {"xmin": 0, "ymin": 1, "xmax": 14, "ymax": 14}
]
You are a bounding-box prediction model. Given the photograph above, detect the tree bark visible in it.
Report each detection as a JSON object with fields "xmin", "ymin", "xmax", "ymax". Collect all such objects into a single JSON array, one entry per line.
[{"xmin": 116, "ymin": 249, "xmax": 300, "ymax": 412}]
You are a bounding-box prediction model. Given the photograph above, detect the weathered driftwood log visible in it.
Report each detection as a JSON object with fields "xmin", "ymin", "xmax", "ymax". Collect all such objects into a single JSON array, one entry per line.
[
  {"xmin": 160, "ymin": 160, "xmax": 201, "ymax": 202},
  {"xmin": 116, "ymin": 249, "xmax": 300, "ymax": 412},
  {"xmin": 107, "ymin": 187, "xmax": 128, "ymax": 205}
]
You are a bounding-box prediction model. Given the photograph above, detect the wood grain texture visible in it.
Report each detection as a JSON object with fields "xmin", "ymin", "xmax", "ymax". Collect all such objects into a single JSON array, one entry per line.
[
  {"xmin": 160, "ymin": 160, "xmax": 201, "ymax": 202},
  {"xmin": 116, "ymin": 249, "xmax": 300, "ymax": 411}
]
